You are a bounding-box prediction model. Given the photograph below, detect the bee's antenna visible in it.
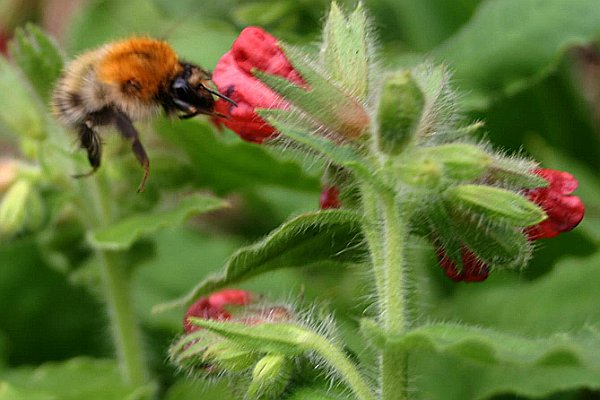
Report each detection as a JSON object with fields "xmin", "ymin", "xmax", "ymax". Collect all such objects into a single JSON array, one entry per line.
[{"xmin": 204, "ymin": 86, "xmax": 237, "ymax": 106}]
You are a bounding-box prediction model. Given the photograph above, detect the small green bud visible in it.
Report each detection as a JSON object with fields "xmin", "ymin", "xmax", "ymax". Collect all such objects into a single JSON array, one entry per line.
[
  {"xmin": 395, "ymin": 158, "xmax": 441, "ymax": 188},
  {"xmin": 376, "ymin": 70, "xmax": 424, "ymax": 155},
  {"xmin": 247, "ymin": 354, "xmax": 292, "ymax": 399},
  {"xmin": 420, "ymin": 143, "xmax": 492, "ymax": 181},
  {"xmin": 0, "ymin": 180, "xmax": 32, "ymax": 236},
  {"xmin": 447, "ymin": 184, "xmax": 547, "ymax": 227},
  {"xmin": 203, "ymin": 341, "xmax": 259, "ymax": 372}
]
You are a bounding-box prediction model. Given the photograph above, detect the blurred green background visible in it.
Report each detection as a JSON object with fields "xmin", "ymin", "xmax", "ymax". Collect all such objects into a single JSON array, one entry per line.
[{"xmin": 0, "ymin": 0, "xmax": 599, "ymax": 399}]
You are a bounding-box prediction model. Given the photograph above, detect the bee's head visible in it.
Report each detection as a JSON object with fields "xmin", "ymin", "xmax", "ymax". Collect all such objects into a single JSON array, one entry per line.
[{"xmin": 162, "ymin": 62, "xmax": 235, "ymax": 118}]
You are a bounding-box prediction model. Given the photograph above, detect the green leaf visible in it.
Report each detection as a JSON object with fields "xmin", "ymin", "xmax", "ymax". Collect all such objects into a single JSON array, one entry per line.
[
  {"xmin": 433, "ymin": 0, "xmax": 600, "ymax": 109},
  {"xmin": 9, "ymin": 24, "xmax": 63, "ymax": 103},
  {"xmin": 88, "ymin": 194, "xmax": 227, "ymax": 250},
  {"xmin": 321, "ymin": 3, "xmax": 370, "ymax": 99},
  {"xmin": 155, "ymin": 119, "xmax": 319, "ymax": 194},
  {"xmin": 0, "ymin": 58, "xmax": 45, "ymax": 140},
  {"xmin": 398, "ymin": 323, "xmax": 596, "ymax": 367},
  {"xmin": 0, "ymin": 357, "xmax": 155, "ymax": 400},
  {"xmin": 153, "ymin": 209, "xmax": 366, "ymax": 313}
]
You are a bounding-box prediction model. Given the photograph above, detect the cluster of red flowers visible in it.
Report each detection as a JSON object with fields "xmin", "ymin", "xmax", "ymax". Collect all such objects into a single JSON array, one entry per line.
[
  {"xmin": 211, "ymin": 27, "xmax": 585, "ymax": 284},
  {"xmin": 436, "ymin": 168, "xmax": 585, "ymax": 282}
]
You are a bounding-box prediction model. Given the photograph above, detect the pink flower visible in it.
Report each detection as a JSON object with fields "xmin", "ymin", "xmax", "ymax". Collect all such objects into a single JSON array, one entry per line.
[
  {"xmin": 212, "ymin": 27, "xmax": 304, "ymax": 143},
  {"xmin": 435, "ymin": 246, "xmax": 489, "ymax": 283},
  {"xmin": 524, "ymin": 168, "xmax": 585, "ymax": 240},
  {"xmin": 183, "ymin": 289, "xmax": 253, "ymax": 333},
  {"xmin": 319, "ymin": 186, "xmax": 341, "ymax": 209}
]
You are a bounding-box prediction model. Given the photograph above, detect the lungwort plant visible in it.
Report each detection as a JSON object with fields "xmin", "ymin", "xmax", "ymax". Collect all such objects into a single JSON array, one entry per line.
[
  {"xmin": 0, "ymin": 2, "xmax": 597, "ymax": 400},
  {"xmin": 164, "ymin": 4, "xmax": 586, "ymax": 400}
]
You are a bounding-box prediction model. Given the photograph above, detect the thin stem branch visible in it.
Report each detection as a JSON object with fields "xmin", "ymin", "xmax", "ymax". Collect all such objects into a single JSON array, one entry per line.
[{"xmin": 309, "ymin": 334, "xmax": 376, "ymax": 400}]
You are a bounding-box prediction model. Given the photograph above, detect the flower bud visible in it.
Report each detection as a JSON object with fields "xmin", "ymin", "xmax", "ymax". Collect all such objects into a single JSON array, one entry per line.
[
  {"xmin": 246, "ymin": 354, "xmax": 293, "ymax": 399},
  {"xmin": 395, "ymin": 158, "xmax": 441, "ymax": 188},
  {"xmin": 0, "ymin": 180, "xmax": 34, "ymax": 236},
  {"xmin": 202, "ymin": 341, "xmax": 259, "ymax": 372},
  {"xmin": 376, "ymin": 70, "xmax": 424, "ymax": 155},
  {"xmin": 319, "ymin": 186, "xmax": 341, "ymax": 209},
  {"xmin": 419, "ymin": 143, "xmax": 492, "ymax": 181},
  {"xmin": 446, "ymin": 184, "xmax": 547, "ymax": 227}
]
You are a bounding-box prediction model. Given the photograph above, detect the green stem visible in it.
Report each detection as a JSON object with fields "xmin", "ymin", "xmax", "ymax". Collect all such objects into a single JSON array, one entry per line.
[
  {"xmin": 360, "ymin": 183, "xmax": 410, "ymax": 400},
  {"xmin": 309, "ymin": 333, "xmax": 376, "ymax": 400},
  {"xmin": 98, "ymin": 249, "xmax": 148, "ymax": 386},
  {"xmin": 87, "ymin": 174, "xmax": 148, "ymax": 387}
]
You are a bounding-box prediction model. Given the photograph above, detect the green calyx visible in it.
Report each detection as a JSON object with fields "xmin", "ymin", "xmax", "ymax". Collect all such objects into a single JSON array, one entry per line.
[
  {"xmin": 419, "ymin": 143, "xmax": 492, "ymax": 181},
  {"xmin": 446, "ymin": 184, "xmax": 547, "ymax": 227},
  {"xmin": 376, "ymin": 70, "xmax": 425, "ymax": 155}
]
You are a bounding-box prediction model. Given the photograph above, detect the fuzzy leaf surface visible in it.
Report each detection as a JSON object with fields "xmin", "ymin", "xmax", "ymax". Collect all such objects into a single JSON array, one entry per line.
[
  {"xmin": 9, "ymin": 24, "xmax": 63, "ymax": 103},
  {"xmin": 398, "ymin": 323, "xmax": 598, "ymax": 367},
  {"xmin": 434, "ymin": 0, "xmax": 600, "ymax": 109},
  {"xmin": 0, "ymin": 357, "xmax": 154, "ymax": 400},
  {"xmin": 321, "ymin": 3, "xmax": 370, "ymax": 99},
  {"xmin": 413, "ymin": 325, "xmax": 600, "ymax": 399},
  {"xmin": 88, "ymin": 194, "xmax": 227, "ymax": 250},
  {"xmin": 153, "ymin": 209, "xmax": 365, "ymax": 312}
]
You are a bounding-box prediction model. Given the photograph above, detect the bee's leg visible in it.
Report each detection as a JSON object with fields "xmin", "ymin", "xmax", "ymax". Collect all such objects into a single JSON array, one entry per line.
[
  {"xmin": 112, "ymin": 110, "xmax": 149, "ymax": 193},
  {"xmin": 73, "ymin": 122, "xmax": 102, "ymax": 178}
]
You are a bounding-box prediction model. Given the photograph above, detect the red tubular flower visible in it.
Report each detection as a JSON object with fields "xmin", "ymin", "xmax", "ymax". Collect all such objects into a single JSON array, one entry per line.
[
  {"xmin": 183, "ymin": 289, "xmax": 253, "ymax": 333},
  {"xmin": 525, "ymin": 168, "xmax": 585, "ymax": 240},
  {"xmin": 212, "ymin": 27, "xmax": 304, "ymax": 143},
  {"xmin": 435, "ymin": 246, "xmax": 489, "ymax": 283},
  {"xmin": 319, "ymin": 186, "xmax": 341, "ymax": 209}
]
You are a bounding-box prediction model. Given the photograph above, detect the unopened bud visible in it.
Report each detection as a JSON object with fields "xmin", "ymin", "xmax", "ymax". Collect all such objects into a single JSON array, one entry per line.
[
  {"xmin": 247, "ymin": 354, "xmax": 292, "ymax": 399},
  {"xmin": 203, "ymin": 341, "xmax": 259, "ymax": 372},
  {"xmin": 376, "ymin": 70, "xmax": 424, "ymax": 155},
  {"xmin": 0, "ymin": 180, "xmax": 31, "ymax": 236},
  {"xmin": 420, "ymin": 143, "xmax": 492, "ymax": 181},
  {"xmin": 395, "ymin": 158, "xmax": 441, "ymax": 188},
  {"xmin": 447, "ymin": 184, "xmax": 547, "ymax": 227}
]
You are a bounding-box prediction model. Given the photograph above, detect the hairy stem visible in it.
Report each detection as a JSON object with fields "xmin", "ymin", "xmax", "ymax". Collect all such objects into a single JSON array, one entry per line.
[
  {"xmin": 97, "ymin": 249, "xmax": 148, "ymax": 385},
  {"xmin": 309, "ymin": 333, "xmax": 376, "ymax": 400},
  {"xmin": 361, "ymin": 183, "xmax": 409, "ymax": 399}
]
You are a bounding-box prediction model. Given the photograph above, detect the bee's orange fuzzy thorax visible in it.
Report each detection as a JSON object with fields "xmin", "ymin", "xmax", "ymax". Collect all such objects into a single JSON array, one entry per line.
[{"xmin": 97, "ymin": 37, "xmax": 180, "ymax": 102}]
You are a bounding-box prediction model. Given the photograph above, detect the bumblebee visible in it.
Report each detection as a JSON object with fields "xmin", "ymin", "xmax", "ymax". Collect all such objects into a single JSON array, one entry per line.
[{"xmin": 52, "ymin": 37, "xmax": 235, "ymax": 192}]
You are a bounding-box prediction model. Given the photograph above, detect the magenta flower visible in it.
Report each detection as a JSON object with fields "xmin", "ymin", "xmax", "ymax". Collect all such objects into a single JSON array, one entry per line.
[
  {"xmin": 524, "ymin": 168, "xmax": 585, "ymax": 240},
  {"xmin": 183, "ymin": 289, "xmax": 253, "ymax": 333},
  {"xmin": 319, "ymin": 186, "xmax": 341, "ymax": 210},
  {"xmin": 212, "ymin": 27, "xmax": 304, "ymax": 143},
  {"xmin": 435, "ymin": 246, "xmax": 489, "ymax": 283}
]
